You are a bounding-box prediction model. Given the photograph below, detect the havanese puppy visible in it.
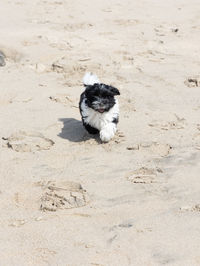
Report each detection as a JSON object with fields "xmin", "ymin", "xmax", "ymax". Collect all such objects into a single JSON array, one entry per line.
[{"xmin": 79, "ymin": 72, "xmax": 120, "ymax": 142}]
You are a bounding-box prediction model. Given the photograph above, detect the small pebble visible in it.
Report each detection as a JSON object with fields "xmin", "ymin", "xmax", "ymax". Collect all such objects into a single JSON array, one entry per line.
[{"xmin": 172, "ymin": 28, "xmax": 179, "ymax": 33}]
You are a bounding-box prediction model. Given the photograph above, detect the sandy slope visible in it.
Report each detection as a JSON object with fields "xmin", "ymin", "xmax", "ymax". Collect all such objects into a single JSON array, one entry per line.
[{"xmin": 1, "ymin": 0, "xmax": 200, "ymax": 265}]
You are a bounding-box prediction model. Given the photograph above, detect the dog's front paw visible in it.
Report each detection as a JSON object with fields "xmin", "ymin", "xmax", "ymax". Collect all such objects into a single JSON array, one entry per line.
[
  {"xmin": 100, "ymin": 130, "xmax": 112, "ymax": 142},
  {"xmin": 100, "ymin": 125, "xmax": 116, "ymax": 143}
]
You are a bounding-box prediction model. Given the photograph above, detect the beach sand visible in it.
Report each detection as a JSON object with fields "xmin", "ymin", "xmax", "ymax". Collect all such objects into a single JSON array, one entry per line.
[{"xmin": 1, "ymin": 0, "xmax": 200, "ymax": 265}]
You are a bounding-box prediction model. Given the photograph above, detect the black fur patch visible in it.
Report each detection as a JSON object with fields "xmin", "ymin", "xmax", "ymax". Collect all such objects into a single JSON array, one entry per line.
[
  {"xmin": 83, "ymin": 122, "xmax": 99, "ymax": 134},
  {"xmin": 112, "ymin": 117, "xmax": 119, "ymax": 124}
]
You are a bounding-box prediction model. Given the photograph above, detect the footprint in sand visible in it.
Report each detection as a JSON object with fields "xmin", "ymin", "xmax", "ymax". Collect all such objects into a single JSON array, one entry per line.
[
  {"xmin": 127, "ymin": 142, "xmax": 172, "ymax": 157},
  {"xmin": 51, "ymin": 57, "xmax": 103, "ymax": 76},
  {"xmin": 113, "ymin": 131, "xmax": 125, "ymax": 144},
  {"xmin": 39, "ymin": 181, "xmax": 89, "ymax": 211},
  {"xmin": 136, "ymin": 50, "xmax": 167, "ymax": 62},
  {"xmin": 49, "ymin": 94, "xmax": 73, "ymax": 105},
  {"xmin": 154, "ymin": 25, "xmax": 179, "ymax": 37},
  {"xmin": 2, "ymin": 131, "xmax": 54, "ymax": 152},
  {"xmin": 180, "ymin": 204, "xmax": 200, "ymax": 212},
  {"xmin": 149, "ymin": 115, "xmax": 186, "ymax": 130},
  {"xmin": 99, "ymin": 132, "xmax": 125, "ymax": 151},
  {"xmin": 140, "ymin": 142, "xmax": 172, "ymax": 157},
  {"xmin": 126, "ymin": 167, "xmax": 162, "ymax": 184},
  {"xmin": 184, "ymin": 75, "xmax": 200, "ymax": 87}
]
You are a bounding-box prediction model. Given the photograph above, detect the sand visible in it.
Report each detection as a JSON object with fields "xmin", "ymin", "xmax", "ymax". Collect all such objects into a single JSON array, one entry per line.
[{"xmin": 1, "ymin": 0, "xmax": 200, "ymax": 265}]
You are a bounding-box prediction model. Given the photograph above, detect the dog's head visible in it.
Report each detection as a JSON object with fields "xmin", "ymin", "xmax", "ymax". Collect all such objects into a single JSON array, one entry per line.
[{"xmin": 84, "ymin": 83, "xmax": 120, "ymax": 113}]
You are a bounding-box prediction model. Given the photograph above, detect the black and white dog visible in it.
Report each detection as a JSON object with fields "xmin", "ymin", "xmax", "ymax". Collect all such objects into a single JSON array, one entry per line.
[{"xmin": 79, "ymin": 72, "xmax": 120, "ymax": 142}]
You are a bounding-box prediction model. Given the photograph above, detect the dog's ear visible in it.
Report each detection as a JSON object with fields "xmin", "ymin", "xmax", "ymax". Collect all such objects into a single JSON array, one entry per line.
[
  {"xmin": 108, "ymin": 85, "xmax": 120, "ymax": 96},
  {"xmin": 84, "ymin": 85, "xmax": 93, "ymax": 95}
]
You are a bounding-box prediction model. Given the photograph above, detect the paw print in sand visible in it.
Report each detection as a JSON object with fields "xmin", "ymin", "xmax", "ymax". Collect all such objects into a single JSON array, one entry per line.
[
  {"xmin": 40, "ymin": 181, "xmax": 90, "ymax": 212},
  {"xmin": 149, "ymin": 115, "xmax": 186, "ymax": 130},
  {"xmin": 126, "ymin": 167, "xmax": 162, "ymax": 184},
  {"xmin": 184, "ymin": 76, "xmax": 200, "ymax": 87},
  {"xmin": 2, "ymin": 131, "xmax": 54, "ymax": 152}
]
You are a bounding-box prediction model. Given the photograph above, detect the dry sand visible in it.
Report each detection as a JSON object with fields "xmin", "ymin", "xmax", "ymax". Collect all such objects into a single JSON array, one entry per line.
[{"xmin": 1, "ymin": 0, "xmax": 200, "ymax": 265}]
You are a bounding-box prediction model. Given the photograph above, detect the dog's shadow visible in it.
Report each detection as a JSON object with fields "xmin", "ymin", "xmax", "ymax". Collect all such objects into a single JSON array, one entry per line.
[{"xmin": 58, "ymin": 118, "xmax": 100, "ymax": 143}]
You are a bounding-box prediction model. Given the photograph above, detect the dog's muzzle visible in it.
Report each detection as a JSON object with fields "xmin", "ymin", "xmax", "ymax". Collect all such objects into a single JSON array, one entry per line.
[{"xmin": 97, "ymin": 108, "xmax": 105, "ymax": 113}]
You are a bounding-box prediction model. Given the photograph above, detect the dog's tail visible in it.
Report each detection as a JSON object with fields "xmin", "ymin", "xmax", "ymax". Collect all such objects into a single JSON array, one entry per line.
[{"xmin": 83, "ymin": 72, "xmax": 100, "ymax": 86}]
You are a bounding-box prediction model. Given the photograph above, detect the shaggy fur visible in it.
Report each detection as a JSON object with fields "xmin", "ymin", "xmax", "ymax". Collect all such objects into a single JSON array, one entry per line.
[{"xmin": 79, "ymin": 73, "xmax": 120, "ymax": 142}]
